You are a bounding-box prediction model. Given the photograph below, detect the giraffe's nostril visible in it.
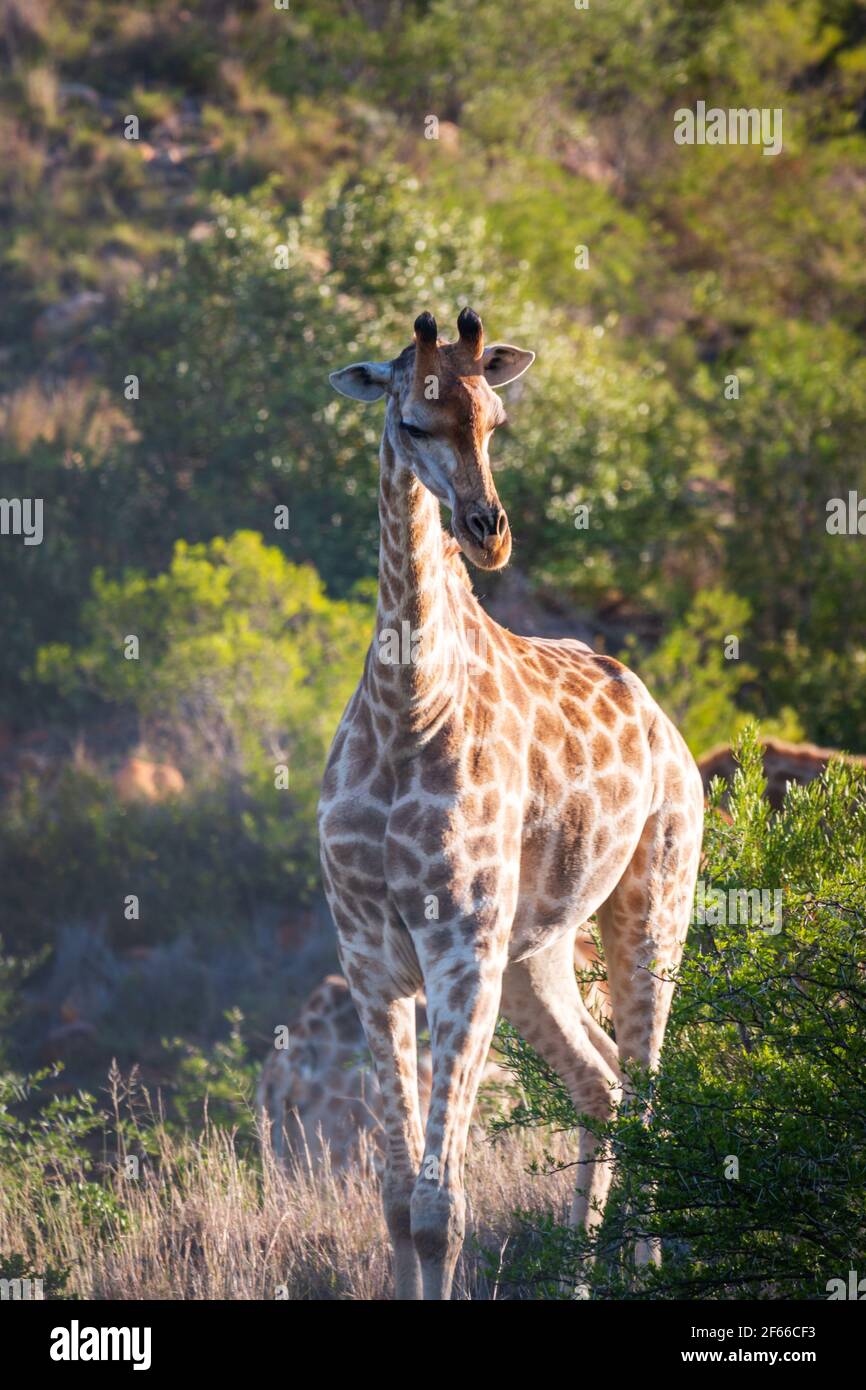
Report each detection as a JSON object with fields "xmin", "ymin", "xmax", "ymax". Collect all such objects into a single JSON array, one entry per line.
[
  {"xmin": 466, "ymin": 506, "xmax": 507, "ymax": 547},
  {"xmin": 465, "ymin": 509, "xmax": 488, "ymax": 544}
]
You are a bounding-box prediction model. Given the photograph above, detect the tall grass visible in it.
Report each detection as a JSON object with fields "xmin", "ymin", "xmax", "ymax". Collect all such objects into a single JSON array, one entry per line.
[{"xmin": 0, "ymin": 1097, "xmax": 574, "ymax": 1300}]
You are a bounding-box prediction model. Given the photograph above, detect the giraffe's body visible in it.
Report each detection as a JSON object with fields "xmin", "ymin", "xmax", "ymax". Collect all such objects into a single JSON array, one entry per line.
[
  {"xmin": 699, "ymin": 735, "xmax": 866, "ymax": 810},
  {"xmin": 318, "ymin": 310, "xmax": 704, "ymax": 1299},
  {"xmin": 257, "ymin": 975, "xmax": 404, "ymax": 1171}
]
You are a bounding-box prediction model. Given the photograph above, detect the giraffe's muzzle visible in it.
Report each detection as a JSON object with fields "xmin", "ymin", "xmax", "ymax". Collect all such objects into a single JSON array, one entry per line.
[{"xmin": 453, "ymin": 500, "xmax": 512, "ymax": 570}]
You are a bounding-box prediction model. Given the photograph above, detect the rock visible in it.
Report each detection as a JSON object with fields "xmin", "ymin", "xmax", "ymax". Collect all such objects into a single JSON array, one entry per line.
[
  {"xmin": 437, "ymin": 120, "xmax": 460, "ymax": 151},
  {"xmin": 188, "ymin": 220, "xmax": 215, "ymax": 242},
  {"xmin": 33, "ymin": 292, "xmax": 106, "ymax": 340},
  {"xmin": 57, "ymin": 82, "xmax": 101, "ymax": 109},
  {"xmin": 275, "ymin": 909, "xmax": 317, "ymax": 952},
  {"xmin": 113, "ymin": 757, "xmax": 185, "ymax": 803},
  {"xmin": 41, "ymin": 1019, "xmax": 98, "ymax": 1064}
]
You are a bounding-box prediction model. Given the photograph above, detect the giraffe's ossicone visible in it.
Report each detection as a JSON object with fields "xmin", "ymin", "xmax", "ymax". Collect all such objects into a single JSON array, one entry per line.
[{"xmin": 318, "ymin": 308, "xmax": 704, "ymax": 1300}]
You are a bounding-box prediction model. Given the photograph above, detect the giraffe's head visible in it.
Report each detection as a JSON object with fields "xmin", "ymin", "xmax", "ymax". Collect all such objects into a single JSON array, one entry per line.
[{"xmin": 330, "ymin": 308, "xmax": 535, "ymax": 571}]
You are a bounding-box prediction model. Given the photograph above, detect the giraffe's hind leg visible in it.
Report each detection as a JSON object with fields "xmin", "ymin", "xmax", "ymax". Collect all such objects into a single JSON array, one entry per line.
[
  {"xmin": 596, "ymin": 786, "xmax": 703, "ymax": 1264},
  {"xmin": 570, "ymin": 927, "xmax": 621, "ymax": 1079},
  {"xmin": 597, "ymin": 800, "xmax": 701, "ymax": 1075},
  {"xmin": 501, "ymin": 930, "xmax": 623, "ymax": 1237}
]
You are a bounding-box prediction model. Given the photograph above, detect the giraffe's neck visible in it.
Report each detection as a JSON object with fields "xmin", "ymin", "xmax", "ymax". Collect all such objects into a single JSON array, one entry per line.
[{"xmin": 370, "ymin": 434, "xmax": 468, "ymax": 738}]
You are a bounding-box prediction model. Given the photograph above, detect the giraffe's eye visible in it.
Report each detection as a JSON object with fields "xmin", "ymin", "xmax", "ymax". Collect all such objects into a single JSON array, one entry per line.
[{"xmin": 400, "ymin": 421, "xmax": 429, "ymax": 440}]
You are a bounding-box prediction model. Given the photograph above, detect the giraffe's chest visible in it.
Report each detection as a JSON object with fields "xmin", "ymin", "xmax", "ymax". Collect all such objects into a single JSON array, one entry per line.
[{"xmin": 319, "ymin": 684, "xmax": 649, "ymax": 952}]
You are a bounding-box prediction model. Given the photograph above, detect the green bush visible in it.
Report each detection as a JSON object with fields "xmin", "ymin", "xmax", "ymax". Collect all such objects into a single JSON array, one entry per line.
[
  {"xmin": 625, "ymin": 588, "xmax": 802, "ymax": 756},
  {"xmin": 698, "ymin": 320, "xmax": 866, "ymax": 749},
  {"xmin": 0, "ymin": 1065, "xmax": 115, "ymax": 1266},
  {"xmin": 162, "ymin": 1008, "xmax": 259, "ymax": 1142},
  {"xmin": 0, "ymin": 533, "xmax": 373, "ymax": 950}
]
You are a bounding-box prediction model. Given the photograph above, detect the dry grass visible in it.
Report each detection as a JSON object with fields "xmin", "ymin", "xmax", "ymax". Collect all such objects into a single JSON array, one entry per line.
[
  {"xmin": 0, "ymin": 380, "xmax": 140, "ymax": 459},
  {"xmin": 25, "ymin": 65, "xmax": 59, "ymax": 126},
  {"xmin": 1, "ymin": 1119, "xmax": 575, "ymax": 1301}
]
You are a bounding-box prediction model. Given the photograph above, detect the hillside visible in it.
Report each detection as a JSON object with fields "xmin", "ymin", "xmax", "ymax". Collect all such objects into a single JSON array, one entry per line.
[{"xmin": 1, "ymin": 0, "xmax": 865, "ymax": 1091}]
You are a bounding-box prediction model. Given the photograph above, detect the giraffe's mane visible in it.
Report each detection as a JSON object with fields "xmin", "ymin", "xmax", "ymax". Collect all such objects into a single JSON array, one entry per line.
[{"xmin": 442, "ymin": 533, "xmax": 475, "ymax": 592}]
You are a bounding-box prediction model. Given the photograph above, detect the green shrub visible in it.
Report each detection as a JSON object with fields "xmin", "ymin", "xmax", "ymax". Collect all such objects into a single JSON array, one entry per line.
[
  {"xmin": 625, "ymin": 588, "xmax": 803, "ymax": 756},
  {"xmin": 699, "ymin": 320, "xmax": 866, "ymax": 749},
  {"xmin": 0, "ymin": 533, "xmax": 373, "ymax": 950},
  {"xmin": 162, "ymin": 1008, "xmax": 259, "ymax": 1141}
]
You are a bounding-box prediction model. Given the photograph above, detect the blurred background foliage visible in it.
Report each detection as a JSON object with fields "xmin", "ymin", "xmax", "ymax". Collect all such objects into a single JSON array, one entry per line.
[{"xmin": 0, "ymin": 0, "xmax": 865, "ymax": 1085}]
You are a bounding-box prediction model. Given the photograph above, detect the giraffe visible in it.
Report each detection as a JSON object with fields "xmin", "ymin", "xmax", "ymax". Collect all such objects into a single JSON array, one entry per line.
[
  {"xmin": 698, "ymin": 735, "xmax": 866, "ymax": 810},
  {"xmin": 318, "ymin": 307, "xmax": 704, "ymax": 1300},
  {"xmin": 257, "ymin": 974, "xmax": 507, "ymax": 1171},
  {"xmin": 257, "ymin": 975, "xmax": 394, "ymax": 1170},
  {"xmin": 257, "ymin": 974, "xmax": 432, "ymax": 1171}
]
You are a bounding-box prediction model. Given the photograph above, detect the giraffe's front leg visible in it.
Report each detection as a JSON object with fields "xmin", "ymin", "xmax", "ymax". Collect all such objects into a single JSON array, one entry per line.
[
  {"xmin": 409, "ymin": 929, "xmax": 507, "ymax": 1300},
  {"xmin": 339, "ymin": 953, "xmax": 426, "ymax": 1300}
]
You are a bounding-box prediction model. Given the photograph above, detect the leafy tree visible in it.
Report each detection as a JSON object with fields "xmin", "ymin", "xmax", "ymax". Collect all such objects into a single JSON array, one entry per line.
[
  {"xmin": 1, "ymin": 533, "xmax": 374, "ymax": 944},
  {"xmin": 625, "ymin": 588, "xmax": 802, "ymax": 756},
  {"xmin": 38, "ymin": 530, "xmax": 371, "ymax": 780},
  {"xmin": 496, "ymin": 325, "xmax": 712, "ymax": 611},
  {"xmin": 698, "ymin": 321, "xmax": 866, "ymax": 748}
]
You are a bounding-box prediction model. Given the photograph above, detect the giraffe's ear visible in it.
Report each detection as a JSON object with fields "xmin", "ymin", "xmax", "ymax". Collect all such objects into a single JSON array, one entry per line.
[
  {"xmin": 329, "ymin": 360, "xmax": 392, "ymax": 401},
  {"xmin": 481, "ymin": 343, "xmax": 535, "ymax": 388}
]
